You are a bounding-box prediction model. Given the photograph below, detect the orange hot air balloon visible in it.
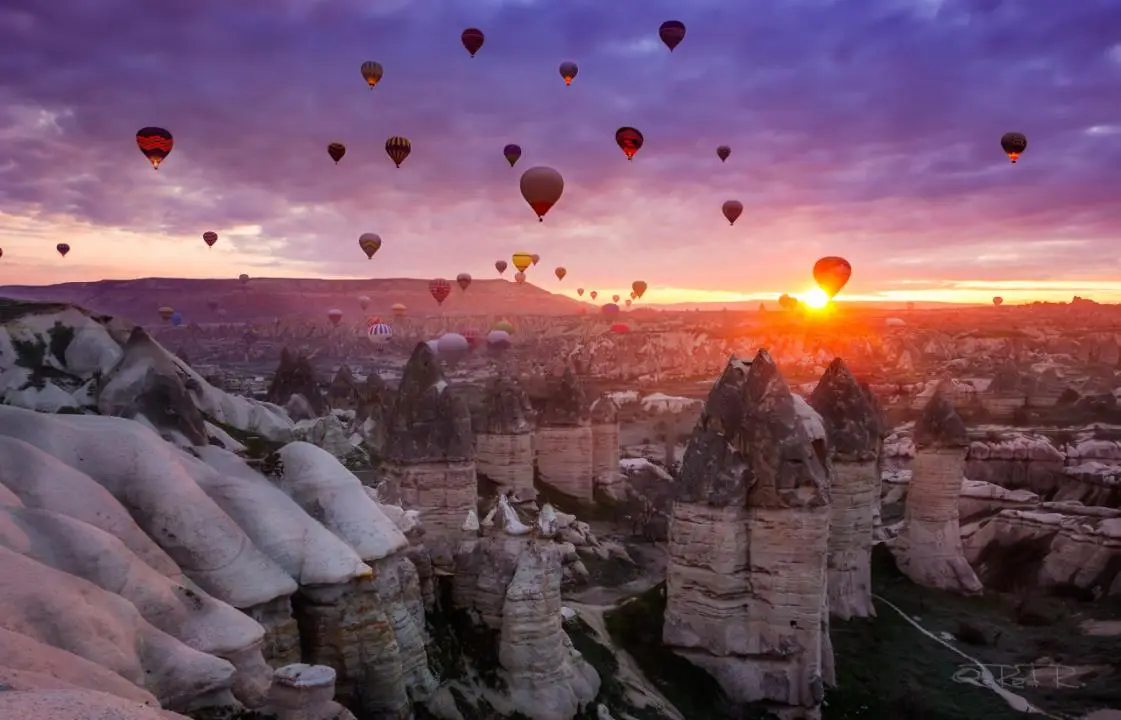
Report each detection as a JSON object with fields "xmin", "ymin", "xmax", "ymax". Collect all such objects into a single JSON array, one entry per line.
[
  {"xmin": 327, "ymin": 308, "xmax": 343, "ymax": 327},
  {"xmin": 503, "ymin": 144, "xmax": 522, "ymax": 167},
  {"xmin": 716, "ymin": 145, "xmax": 731, "ymax": 162},
  {"xmin": 157, "ymin": 306, "xmax": 174, "ymax": 322},
  {"xmin": 56, "ymin": 243, "xmax": 70, "ymax": 257},
  {"xmin": 659, "ymin": 20, "xmax": 686, "ymax": 51},
  {"xmin": 512, "ymin": 252, "xmax": 533, "ymax": 273},
  {"xmin": 202, "ymin": 231, "xmax": 218, "ymax": 248},
  {"xmin": 615, "ymin": 127, "xmax": 644, "ymax": 160},
  {"xmin": 722, "ymin": 200, "xmax": 744, "ymax": 225},
  {"xmin": 993, "ymin": 296, "xmax": 1004, "ymax": 307},
  {"xmin": 358, "ymin": 233, "xmax": 382, "ymax": 259},
  {"xmin": 576, "ymin": 288, "xmax": 584, "ymax": 297},
  {"xmin": 456, "ymin": 272, "xmax": 472, "ymax": 291},
  {"xmin": 519, "ymin": 166, "xmax": 564, "ymax": 222},
  {"xmin": 554, "ymin": 266, "xmax": 567, "ymax": 281},
  {"xmin": 632, "ymin": 280, "xmax": 647, "ymax": 299},
  {"xmin": 590, "ymin": 291, "xmax": 598, "ymax": 300},
  {"xmin": 429, "ymin": 278, "xmax": 451, "ymax": 305},
  {"xmin": 391, "ymin": 302, "xmax": 407, "ymax": 318},
  {"xmin": 559, "ymin": 61, "xmax": 579, "ymax": 86},
  {"xmin": 360, "ymin": 61, "xmax": 384, "ymax": 88},
  {"xmin": 385, "ymin": 136, "xmax": 411, "ymax": 168},
  {"xmin": 136, "ymin": 127, "xmax": 173, "ymax": 170},
  {"xmin": 495, "ymin": 260, "xmax": 508, "ymax": 275},
  {"xmin": 327, "ymin": 142, "xmax": 346, "ymax": 164},
  {"xmin": 813, "ymin": 256, "xmax": 852, "ymax": 299},
  {"xmin": 530, "ymin": 254, "xmax": 540, "ymax": 266},
  {"xmin": 514, "ymin": 271, "xmax": 527, "ymax": 285},
  {"xmin": 461, "ymin": 28, "xmax": 485, "ymax": 57},
  {"xmin": 625, "ymin": 298, "xmax": 632, "ymax": 307},
  {"xmin": 1000, "ymin": 132, "xmax": 1027, "ymax": 163},
  {"xmin": 612, "ymin": 294, "xmax": 620, "ymax": 303}
]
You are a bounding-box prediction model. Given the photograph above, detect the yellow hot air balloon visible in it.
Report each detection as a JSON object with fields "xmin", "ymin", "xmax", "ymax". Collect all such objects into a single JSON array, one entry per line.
[
  {"xmin": 360, "ymin": 61, "xmax": 384, "ymax": 88},
  {"xmin": 385, "ymin": 136, "xmax": 411, "ymax": 168},
  {"xmin": 555, "ymin": 266, "xmax": 567, "ymax": 281},
  {"xmin": 512, "ymin": 252, "xmax": 533, "ymax": 273},
  {"xmin": 519, "ymin": 166, "xmax": 564, "ymax": 222},
  {"xmin": 157, "ymin": 305, "xmax": 174, "ymax": 322},
  {"xmin": 391, "ymin": 302, "xmax": 407, "ymax": 318}
]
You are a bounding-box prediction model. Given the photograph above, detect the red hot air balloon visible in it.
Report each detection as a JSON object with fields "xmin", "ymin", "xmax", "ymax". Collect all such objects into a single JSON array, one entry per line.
[
  {"xmin": 615, "ymin": 127, "xmax": 644, "ymax": 161},
  {"xmin": 136, "ymin": 127, "xmax": 173, "ymax": 170},
  {"xmin": 456, "ymin": 272, "xmax": 472, "ymax": 291},
  {"xmin": 202, "ymin": 231, "xmax": 218, "ymax": 248},
  {"xmin": 503, "ymin": 144, "xmax": 522, "ymax": 167},
  {"xmin": 625, "ymin": 299, "xmax": 632, "ymax": 307},
  {"xmin": 495, "ymin": 260, "xmax": 508, "ymax": 275},
  {"xmin": 576, "ymin": 288, "xmax": 584, "ymax": 297},
  {"xmin": 722, "ymin": 200, "xmax": 744, "ymax": 225},
  {"xmin": 813, "ymin": 256, "xmax": 852, "ymax": 299},
  {"xmin": 611, "ymin": 322, "xmax": 630, "ymax": 333},
  {"xmin": 554, "ymin": 266, "xmax": 566, "ymax": 281},
  {"xmin": 530, "ymin": 254, "xmax": 540, "ymax": 266},
  {"xmin": 461, "ymin": 28, "xmax": 485, "ymax": 57},
  {"xmin": 993, "ymin": 296, "xmax": 1004, "ymax": 307},
  {"xmin": 590, "ymin": 291, "xmax": 598, "ymax": 300},
  {"xmin": 520, "ymin": 166, "xmax": 564, "ymax": 222},
  {"xmin": 56, "ymin": 243, "xmax": 70, "ymax": 257},
  {"xmin": 632, "ymin": 280, "xmax": 647, "ymax": 299},
  {"xmin": 658, "ymin": 21, "xmax": 686, "ymax": 51},
  {"xmin": 612, "ymin": 294, "xmax": 621, "ymax": 303},
  {"xmin": 429, "ymin": 278, "xmax": 451, "ymax": 305},
  {"xmin": 327, "ymin": 309, "xmax": 343, "ymax": 327}
]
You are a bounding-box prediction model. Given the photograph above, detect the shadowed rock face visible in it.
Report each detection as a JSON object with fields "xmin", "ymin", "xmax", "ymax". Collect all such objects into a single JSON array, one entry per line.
[
  {"xmin": 384, "ymin": 342, "xmax": 474, "ymax": 463},
  {"xmin": 810, "ymin": 358, "xmax": 880, "ymax": 461},
  {"xmin": 477, "ymin": 377, "xmax": 533, "ymax": 435},
  {"xmin": 326, "ymin": 365, "xmax": 359, "ymax": 411},
  {"xmin": 678, "ymin": 351, "xmax": 829, "ymax": 509},
  {"xmin": 914, "ymin": 382, "xmax": 968, "ymax": 449},
  {"xmin": 589, "ymin": 395, "xmax": 618, "ymax": 424},
  {"xmin": 990, "ymin": 358, "xmax": 1023, "ymax": 394},
  {"xmin": 267, "ymin": 347, "xmax": 323, "ymax": 415},
  {"xmin": 537, "ymin": 367, "xmax": 588, "ymax": 427}
]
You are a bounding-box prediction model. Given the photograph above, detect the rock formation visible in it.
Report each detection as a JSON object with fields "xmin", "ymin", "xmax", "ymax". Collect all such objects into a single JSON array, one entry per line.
[
  {"xmin": 263, "ymin": 664, "xmax": 357, "ymax": 720},
  {"xmin": 326, "ymin": 364, "xmax": 361, "ymax": 411},
  {"xmin": 355, "ymin": 372, "xmax": 394, "ymax": 460},
  {"xmin": 474, "ymin": 376, "xmax": 536, "ymax": 498},
  {"xmin": 889, "ymin": 382, "xmax": 983, "ymax": 594},
  {"xmin": 663, "ymin": 351, "xmax": 832, "ymax": 719},
  {"xmin": 534, "ymin": 366, "xmax": 594, "ymax": 503},
  {"xmin": 589, "ymin": 395, "xmax": 624, "ymax": 501},
  {"xmin": 267, "ymin": 347, "xmax": 324, "ymax": 415},
  {"xmin": 810, "ymin": 357, "xmax": 881, "ymax": 619}
]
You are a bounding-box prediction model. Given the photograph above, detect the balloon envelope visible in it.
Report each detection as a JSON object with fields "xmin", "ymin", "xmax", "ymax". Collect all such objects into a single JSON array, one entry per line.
[
  {"xmin": 632, "ymin": 280, "xmax": 647, "ymax": 299},
  {"xmin": 555, "ymin": 266, "xmax": 566, "ymax": 280},
  {"xmin": 461, "ymin": 28, "xmax": 485, "ymax": 57},
  {"xmin": 514, "ymin": 271, "xmax": 527, "ymax": 284},
  {"xmin": 436, "ymin": 332, "xmax": 470, "ymax": 361},
  {"xmin": 202, "ymin": 231, "xmax": 218, "ymax": 248},
  {"xmin": 602, "ymin": 303, "xmax": 620, "ymax": 318},
  {"xmin": 327, "ymin": 142, "xmax": 346, "ymax": 164},
  {"xmin": 360, "ymin": 61, "xmax": 384, "ymax": 88},
  {"xmin": 358, "ymin": 233, "xmax": 382, "ymax": 259},
  {"xmin": 429, "ymin": 278, "xmax": 452, "ymax": 305},
  {"xmin": 722, "ymin": 200, "xmax": 744, "ymax": 225},
  {"xmin": 993, "ymin": 296, "xmax": 1004, "ymax": 307},
  {"xmin": 136, "ymin": 126, "xmax": 173, "ymax": 170},
  {"xmin": 716, "ymin": 145, "xmax": 731, "ymax": 162},
  {"xmin": 658, "ymin": 20, "xmax": 686, "ymax": 51},
  {"xmin": 486, "ymin": 329, "xmax": 512, "ymax": 351},
  {"xmin": 615, "ymin": 127, "xmax": 644, "ymax": 160},
  {"xmin": 1000, "ymin": 132, "xmax": 1027, "ymax": 163},
  {"xmin": 503, "ymin": 144, "xmax": 522, "ymax": 167},
  {"xmin": 456, "ymin": 272, "xmax": 472, "ymax": 291},
  {"xmin": 512, "ymin": 252, "xmax": 533, "ymax": 272},
  {"xmin": 495, "ymin": 260, "xmax": 508, "ymax": 274},
  {"xmin": 559, "ymin": 61, "xmax": 579, "ymax": 85},
  {"xmin": 56, "ymin": 243, "xmax": 70, "ymax": 257},
  {"xmin": 812, "ymin": 256, "xmax": 852, "ymax": 298},
  {"xmin": 520, "ymin": 166, "xmax": 564, "ymax": 221}
]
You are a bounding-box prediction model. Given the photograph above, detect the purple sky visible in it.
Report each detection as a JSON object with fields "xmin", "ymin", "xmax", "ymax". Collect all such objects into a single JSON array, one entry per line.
[{"xmin": 1, "ymin": 0, "xmax": 1120, "ymax": 304}]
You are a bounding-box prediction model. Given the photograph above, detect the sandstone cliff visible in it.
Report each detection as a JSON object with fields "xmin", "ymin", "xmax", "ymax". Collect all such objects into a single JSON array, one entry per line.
[
  {"xmin": 590, "ymin": 395, "xmax": 624, "ymax": 501},
  {"xmin": 534, "ymin": 366, "xmax": 595, "ymax": 503},
  {"xmin": 475, "ymin": 376, "xmax": 536, "ymax": 498}
]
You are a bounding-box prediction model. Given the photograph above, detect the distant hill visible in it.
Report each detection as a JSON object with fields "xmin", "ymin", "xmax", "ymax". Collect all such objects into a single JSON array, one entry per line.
[
  {"xmin": 0, "ymin": 276, "xmax": 590, "ymax": 325},
  {"xmin": 650, "ymin": 299, "xmax": 982, "ymax": 311}
]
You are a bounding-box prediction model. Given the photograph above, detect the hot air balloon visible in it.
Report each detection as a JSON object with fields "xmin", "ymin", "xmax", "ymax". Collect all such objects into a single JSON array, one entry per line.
[
  {"xmin": 360, "ymin": 61, "xmax": 384, "ymax": 88},
  {"xmin": 590, "ymin": 291, "xmax": 598, "ymax": 300},
  {"xmin": 358, "ymin": 233, "xmax": 382, "ymax": 259},
  {"xmin": 512, "ymin": 252, "xmax": 533, "ymax": 273},
  {"xmin": 610, "ymin": 322, "xmax": 630, "ymax": 333},
  {"xmin": 514, "ymin": 271, "xmax": 527, "ymax": 285},
  {"xmin": 327, "ymin": 309, "xmax": 343, "ymax": 327},
  {"xmin": 158, "ymin": 306, "xmax": 174, "ymax": 322},
  {"xmin": 486, "ymin": 329, "xmax": 512, "ymax": 352},
  {"xmin": 658, "ymin": 20, "xmax": 686, "ymax": 51},
  {"xmin": 495, "ymin": 260, "xmax": 508, "ymax": 275},
  {"xmin": 456, "ymin": 272, "xmax": 472, "ymax": 291},
  {"xmin": 136, "ymin": 127, "xmax": 173, "ymax": 170},
  {"xmin": 368, "ymin": 321, "xmax": 393, "ymax": 345},
  {"xmin": 391, "ymin": 302, "xmax": 407, "ymax": 318},
  {"xmin": 632, "ymin": 280, "xmax": 647, "ymax": 299},
  {"xmin": 170, "ymin": 312, "xmax": 183, "ymax": 327},
  {"xmin": 625, "ymin": 299, "xmax": 634, "ymax": 308},
  {"xmin": 577, "ymin": 288, "xmax": 584, "ymax": 297},
  {"xmin": 359, "ymin": 296, "xmax": 370, "ymax": 310},
  {"xmin": 429, "ymin": 278, "xmax": 451, "ymax": 306},
  {"xmin": 385, "ymin": 136, "xmax": 411, "ymax": 168},
  {"xmin": 722, "ymin": 200, "xmax": 744, "ymax": 226},
  {"xmin": 615, "ymin": 127, "xmax": 644, "ymax": 160},
  {"xmin": 555, "ymin": 267, "xmax": 566, "ymax": 281},
  {"xmin": 56, "ymin": 243, "xmax": 70, "ymax": 257},
  {"xmin": 461, "ymin": 28, "xmax": 485, "ymax": 57},
  {"xmin": 436, "ymin": 332, "xmax": 470, "ymax": 362},
  {"xmin": 503, "ymin": 144, "xmax": 522, "ymax": 167},
  {"xmin": 530, "ymin": 254, "xmax": 540, "ymax": 266},
  {"xmin": 717, "ymin": 145, "xmax": 731, "ymax": 162},
  {"xmin": 238, "ymin": 274, "xmax": 250, "ymax": 286},
  {"xmin": 559, "ymin": 61, "xmax": 579, "ymax": 86},
  {"xmin": 993, "ymin": 296, "xmax": 1004, "ymax": 307},
  {"xmin": 520, "ymin": 166, "xmax": 564, "ymax": 222},
  {"xmin": 1000, "ymin": 132, "xmax": 1027, "ymax": 163},
  {"xmin": 602, "ymin": 303, "xmax": 620, "ymax": 319},
  {"xmin": 327, "ymin": 142, "xmax": 346, "ymax": 164},
  {"xmin": 629, "ymin": 291, "xmax": 636, "ymax": 300},
  {"xmin": 612, "ymin": 294, "xmax": 620, "ymax": 303},
  {"xmin": 460, "ymin": 326, "xmax": 483, "ymax": 351},
  {"xmin": 199, "ymin": 231, "xmax": 217, "ymax": 249},
  {"xmin": 813, "ymin": 256, "xmax": 852, "ymax": 299}
]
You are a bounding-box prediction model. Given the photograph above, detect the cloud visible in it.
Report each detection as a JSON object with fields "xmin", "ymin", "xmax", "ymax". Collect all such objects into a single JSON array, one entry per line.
[{"xmin": 0, "ymin": 0, "xmax": 1120, "ymax": 300}]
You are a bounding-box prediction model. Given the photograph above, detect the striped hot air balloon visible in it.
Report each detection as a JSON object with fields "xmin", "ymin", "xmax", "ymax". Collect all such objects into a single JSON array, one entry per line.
[
  {"xmin": 615, "ymin": 127, "xmax": 644, "ymax": 160},
  {"xmin": 360, "ymin": 60, "xmax": 384, "ymax": 88},
  {"xmin": 429, "ymin": 278, "xmax": 451, "ymax": 305},
  {"xmin": 385, "ymin": 136, "xmax": 411, "ymax": 168},
  {"xmin": 136, "ymin": 126, "xmax": 173, "ymax": 170},
  {"xmin": 367, "ymin": 321, "xmax": 393, "ymax": 346}
]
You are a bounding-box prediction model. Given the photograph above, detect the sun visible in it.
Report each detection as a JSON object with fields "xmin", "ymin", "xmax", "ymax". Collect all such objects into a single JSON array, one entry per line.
[{"xmin": 801, "ymin": 287, "xmax": 831, "ymax": 310}]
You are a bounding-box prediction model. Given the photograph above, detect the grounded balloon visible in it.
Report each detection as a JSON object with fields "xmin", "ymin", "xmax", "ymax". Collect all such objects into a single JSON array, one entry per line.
[
  {"xmin": 555, "ymin": 266, "xmax": 566, "ymax": 281},
  {"xmin": 1000, "ymin": 132, "xmax": 1027, "ymax": 163},
  {"xmin": 358, "ymin": 232, "xmax": 382, "ymax": 259},
  {"xmin": 615, "ymin": 127, "xmax": 644, "ymax": 160},
  {"xmin": 993, "ymin": 296, "xmax": 1004, "ymax": 307},
  {"xmin": 512, "ymin": 252, "xmax": 533, "ymax": 273},
  {"xmin": 136, "ymin": 127, "xmax": 173, "ymax": 170},
  {"xmin": 503, "ymin": 144, "xmax": 522, "ymax": 167},
  {"xmin": 632, "ymin": 280, "xmax": 647, "ymax": 299},
  {"xmin": 559, "ymin": 61, "xmax": 579, "ymax": 86},
  {"xmin": 202, "ymin": 231, "xmax": 218, "ymax": 248},
  {"xmin": 391, "ymin": 303, "xmax": 407, "ymax": 317},
  {"xmin": 717, "ymin": 145, "xmax": 731, "ymax": 162},
  {"xmin": 590, "ymin": 291, "xmax": 598, "ymax": 300},
  {"xmin": 460, "ymin": 326, "xmax": 483, "ymax": 351},
  {"xmin": 461, "ymin": 28, "xmax": 485, "ymax": 57},
  {"xmin": 659, "ymin": 20, "xmax": 686, "ymax": 51},
  {"xmin": 530, "ymin": 254, "xmax": 540, "ymax": 266},
  {"xmin": 495, "ymin": 260, "xmax": 508, "ymax": 275},
  {"xmin": 436, "ymin": 333, "xmax": 470, "ymax": 361},
  {"xmin": 519, "ymin": 166, "xmax": 564, "ymax": 222},
  {"xmin": 359, "ymin": 296, "xmax": 370, "ymax": 310},
  {"xmin": 360, "ymin": 61, "xmax": 384, "ymax": 88},
  {"xmin": 514, "ymin": 271, "xmax": 527, "ymax": 284},
  {"xmin": 158, "ymin": 306, "xmax": 174, "ymax": 321},
  {"xmin": 456, "ymin": 272, "xmax": 472, "ymax": 291},
  {"xmin": 327, "ymin": 309, "xmax": 343, "ymax": 326},
  {"xmin": 722, "ymin": 200, "xmax": 744, "ymax": 226},
  {"xmin": 429, "ymin": 278, "xmax": 451, "ymax": 305},
  {"xmin": 239, "ymin": 273, "xmax": 250, "ymax": 285},
  {"xmin": 327, "ymin": 142, "xmax": 346, "ymax": 164},
  {"xmin": 368, "ymin": 322, "xmax": 393, "ymax": 345},
  {"xmin": 56, "ymin": 243, "xmax": 70, "ymax": 257},
  {"xmin": 813, "ymin": 256, "xmax": 852, "ymax": 299},
  {"xmin": 385, "ymin": 136, "xmax": 411, "ymax": 168},
  {"xmin": 611, "ymin": 322, "xmax": 630, "ymax": 333},
  {"xmin": 486, "ymin": 329, "xmax": 511, "ymax": 352},
  {"xmin": 602, "ymin": 303, "xmax": 620, "ymax": 318},
  {"xmin": 170, "ymin": 312, "xmax": 183, "ymax": 327}
]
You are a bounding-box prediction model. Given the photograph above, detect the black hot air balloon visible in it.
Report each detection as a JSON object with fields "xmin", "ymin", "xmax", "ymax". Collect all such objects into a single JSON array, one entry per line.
[
  {"xmin": 136, "ymin": 127, "xmax": 173, "ymax": 170},
  {"xmin": 503, "ymin": 144, "xmax": 522, "ymax": 167},
  {"xmin": 327, "ymin": 142, "xmax": 346, "ymax": 164},
  {"xmin": 716, "ymin": 145, "xmax": 731, "ymax": 162},
  {"xmin": 1000, "ymin": 132, "xmax": 1027, "ymax": 163},
  {"xmin": 56, "ymin": 243, "xmax": 70, "ymax": 257},
  {"xmin": 615, "ymin": 127, "xmax": 644, "ymax": 161},
  {"xmin": 461, "ymin": 28, "xmax": 485, "ymax": 57},
  {"xmin": 385, "ymin": 136, "xmax": 411, "ymax": 168},
  {"xmin": 659, "ymin": 21, "xmax": 686, "ymax": 51}
]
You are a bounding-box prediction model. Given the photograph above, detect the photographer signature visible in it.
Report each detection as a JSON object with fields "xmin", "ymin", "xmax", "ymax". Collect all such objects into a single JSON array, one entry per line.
[{"xmin": 952, "ymin": 664, "xmax": 1082, "ymax": 689}]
